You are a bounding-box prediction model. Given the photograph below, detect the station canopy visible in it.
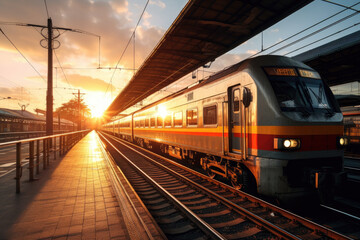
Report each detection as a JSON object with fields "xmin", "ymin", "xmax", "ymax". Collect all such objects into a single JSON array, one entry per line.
[
  {"xmin": 294, "ymin": 30, "xmax": 360, "ymax": 87},
  {"xmin": 105, "ymin": 0, "xmax": 312, "ymax": 118},
  {"xmin": 294, "ymin": 30, "xmax": 360, "ymax": 107}
]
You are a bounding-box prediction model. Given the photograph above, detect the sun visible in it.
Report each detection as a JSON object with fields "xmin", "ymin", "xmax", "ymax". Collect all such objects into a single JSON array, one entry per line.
[
  {"xmin": 85, "ymin": 92, "xmax": 111, "ymax": 118},
  {"xmin": 90, "ymin": 105, "xmax": 105, "ymax": 118}
]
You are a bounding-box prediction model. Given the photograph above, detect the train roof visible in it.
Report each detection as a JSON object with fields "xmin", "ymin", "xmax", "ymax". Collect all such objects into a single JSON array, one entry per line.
[
  {"xmin": 0, "ymin": 108, "xmax": 74, "ymax": 125},
  {"xmin": 105, "ymin": 0, "xmax": 313, "ymax": 118},
  {"xmin": 132, "ymin": 55, "xmax": 311, "ymax": 115}
]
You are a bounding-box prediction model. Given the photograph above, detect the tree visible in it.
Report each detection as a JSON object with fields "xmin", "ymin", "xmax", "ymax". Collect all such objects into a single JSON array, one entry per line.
[{"xmin": 56, "ymin": 97, "xmax": 90, "ymax": 124}]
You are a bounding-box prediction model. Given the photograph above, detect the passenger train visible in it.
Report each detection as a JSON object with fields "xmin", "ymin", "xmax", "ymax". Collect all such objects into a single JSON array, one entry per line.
[{"xmin": 103, "ymin": 55, "xmax": 347, "ymax": 203}]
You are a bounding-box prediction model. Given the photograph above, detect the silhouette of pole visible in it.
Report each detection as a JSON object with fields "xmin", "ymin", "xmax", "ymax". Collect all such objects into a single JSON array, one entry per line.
[
  {"xmin": 4, "ymin": 19, "xmax": 99, "ymax": 135},
  {"xmin": 73, "ymin": 89, "xmax": 85, "ymax": 131},
  {"xmin": 78, "ymin": 89, "xmax": 81, "ymax": 130},
  {"xmin": 46, "ymin": 18, "xmax": 53, "ymax": 136}
]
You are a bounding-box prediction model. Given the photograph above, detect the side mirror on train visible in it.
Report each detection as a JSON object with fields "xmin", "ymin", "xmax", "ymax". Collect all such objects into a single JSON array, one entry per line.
[{"xmin": 242, "ymin": 87, "xmax": 252, "ymax": 108}]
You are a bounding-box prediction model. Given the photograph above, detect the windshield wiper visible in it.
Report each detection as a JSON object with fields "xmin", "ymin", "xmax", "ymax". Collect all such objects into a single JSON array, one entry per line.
[
  {"xmin": 309, "ymin": 84, "xmax": 335, "ymax": 117},
  {"xmin": 296, "ymin": 81, "xmax": 312, "ymax": 117}
]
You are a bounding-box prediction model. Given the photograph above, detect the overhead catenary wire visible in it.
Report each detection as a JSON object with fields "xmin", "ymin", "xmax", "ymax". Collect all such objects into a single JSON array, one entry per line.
[
  {"xmin": 322, "ymin": 0, "xmax": 360, "ymax": 13},
  {"xmin": 104, "ymin": 0, "xmax": 150, "ymax": 98},
  {"xmin": 268, "ymin": 10, "xmax": 359, "ymax": 55},
  {"xmin": 54, "ymin": 50, "xmax": 72, "ymax": 88},
  {"xmin": 0, "ymin": 21, "xmax": 101, "ymax": 68},
  {"xmin": 0, "ymin": 27, "xmax": 47, "ymax": 83},
  {"xmin": 250, "ymin": 1, "xmax": 360, "ymax": 58},
  {"xmin": 284, "ymin": 22, "xmax": 360, "ymax": 56},
  {"xmin": 0, "ymin": 74, "xmax": 38, "ymax": 103},
  {"xmin": 44, "ymin": 0, "xmax": 50, "ymax": 19}
]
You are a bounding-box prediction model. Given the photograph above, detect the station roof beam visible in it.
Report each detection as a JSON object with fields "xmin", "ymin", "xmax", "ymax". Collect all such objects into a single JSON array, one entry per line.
[
  {"xmin": 105, "ymin": 0, "xmax": 313, "ymax": 118},
  {"xmin": 294, "ymin": 30, "xmax": 360, "ymax": 87}
]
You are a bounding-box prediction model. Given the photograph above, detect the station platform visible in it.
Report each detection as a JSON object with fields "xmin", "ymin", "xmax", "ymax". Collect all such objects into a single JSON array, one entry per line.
[{"xmin": 0, "ymin": 131, "xmax": 163, "ymax": 239}]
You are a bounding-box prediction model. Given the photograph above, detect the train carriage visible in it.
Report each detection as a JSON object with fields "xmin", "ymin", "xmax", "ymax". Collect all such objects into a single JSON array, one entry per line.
[{"xmin": 104, "ymin": 55, "xmax": 347, "ymax": 203}]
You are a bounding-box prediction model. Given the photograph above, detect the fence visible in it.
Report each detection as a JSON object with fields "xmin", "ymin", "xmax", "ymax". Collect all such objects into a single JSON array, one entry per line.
[
  {"xmin": 0, "ymin": 130, "xmax": 90, "ymax": 193},
  {"xmin": 0, "ymin": 130, "xmax": 70, "ymax": 142}
]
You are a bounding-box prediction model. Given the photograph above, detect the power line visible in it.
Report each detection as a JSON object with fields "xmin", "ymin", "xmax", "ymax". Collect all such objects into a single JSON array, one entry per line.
[
  {"xmin": 267, "ymin": 9, "xmax": 359, "ymax": 55},
  {"xmin": 322, "ymin": 0, "xmax": 360, "ymax": 13},
  {"xmin": 285, "ymin": 22, "xmax": 360, "ymax": 56},
  {"xmin": 250, "ymin": 1, "xmax": 360, "ymax": 58},
  {"xmin": 0, "ymin": 27, "xmax": 47, "ymax": 83},
  {"xmin": 44, "ymin": 0, "xmax": 50, "ymax": 19},
  {"xmin": 0, "ymin": 21, "xmax": 101, "ymax": 68},
  {"xmin": 104, "ymin": 0, "xmax": 150, "ymax": 98},
  {"xmin": 0, "ymin": 74, "xmax": 38, "ymax": 102},
  {"xmin": 54, "ymin": 50, "xmax": 72, "ymax": 88}
]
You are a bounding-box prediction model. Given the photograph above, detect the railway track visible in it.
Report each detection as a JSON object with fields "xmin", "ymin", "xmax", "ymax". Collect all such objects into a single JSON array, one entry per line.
[
  {"xmin": 344, "ymin": 166, "xmax": 360, "ymax": 183},
  {"xmin": 99, "ymin": 131, "xmax": 354, "ymax": 239}
]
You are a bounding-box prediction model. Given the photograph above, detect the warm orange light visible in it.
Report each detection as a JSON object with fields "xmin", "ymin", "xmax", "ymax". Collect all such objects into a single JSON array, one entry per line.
[
  {"xmin": 86, "ymin": 93, "xmax": 109, "ymax": 118},
  {"xmin": 91, "ymin": 105, "xmax": 105, "ymax": 118},
  {"xmin": 157, "ymin": 105, "xmax": 167, "ymax": 118}
]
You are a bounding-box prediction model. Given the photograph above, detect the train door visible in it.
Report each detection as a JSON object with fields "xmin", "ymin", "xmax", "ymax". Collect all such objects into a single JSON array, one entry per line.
[{"xmin": 229, "ymin": 86, "xmax": 242, "ymax": 154}]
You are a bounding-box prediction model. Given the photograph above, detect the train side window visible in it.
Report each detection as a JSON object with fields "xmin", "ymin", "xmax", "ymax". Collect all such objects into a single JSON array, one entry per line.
[
  {"xmin": 145, "ymin": 118, "xmax": 149, "ymax": 128},
  {"xmin": 157, "ymin": 116, "xmax": 163, "ymax": 128},
  {"xmin": 186, "ymin": 108, "xmax": 197, "ymax": 126},
  {"xmin": 140, "ymin": 119, "xmax": 145, "ymax": 128},
  {"xmin": 164, "ymin": 114, "xmax": 172, "ymax": 127},
  {"xmin": 150, "ymin": 117, "xmax": 155, "ymax": 127},
  {"xmin": 135, "ymin": 120, "xmax": 139, "ymax": 128},
  {"xmin": 233, "ymin": 89, "xmax": 240, "ymax": 112},
  {"xmin": 204, "ymin": 105, "xmax": 217, "ymax": 126},
  {"xmin": 174, "ymin": 111, "xmax": 183, "ymax": 127}
]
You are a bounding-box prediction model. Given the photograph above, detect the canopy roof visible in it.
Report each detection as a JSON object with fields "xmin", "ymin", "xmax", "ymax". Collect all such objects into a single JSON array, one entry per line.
[
  {"xmin": 294, "ymin": 30, "xmax": 360, "ymax": 87},
  {"xmin": 105, "ymin": 0, "xmax": 312, "ymax": 118}
]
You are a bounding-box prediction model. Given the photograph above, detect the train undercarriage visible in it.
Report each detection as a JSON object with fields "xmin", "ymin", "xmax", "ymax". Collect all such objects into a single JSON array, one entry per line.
[{"xmin": 115, "ymin": 134, "xmax": 346, "ymax": 204}]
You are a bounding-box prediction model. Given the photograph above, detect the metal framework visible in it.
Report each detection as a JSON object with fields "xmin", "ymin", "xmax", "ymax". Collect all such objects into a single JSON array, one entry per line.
[
  {"xmin": 105, "ymin": 0, "xmax": 312, "ymax": 118},
  {"xmin": 294, "ymin": 30, "xmax": 360, "ymax": 87}
]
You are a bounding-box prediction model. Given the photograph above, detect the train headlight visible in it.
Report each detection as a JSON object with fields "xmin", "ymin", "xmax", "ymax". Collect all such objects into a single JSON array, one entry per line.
[
  {"xmin": 337, "ymin": 136, "xmax": 349, "ymax": 148},
  {"xmin": 274, "ymin": 138, "xmax": 301, "ymax": 150}
]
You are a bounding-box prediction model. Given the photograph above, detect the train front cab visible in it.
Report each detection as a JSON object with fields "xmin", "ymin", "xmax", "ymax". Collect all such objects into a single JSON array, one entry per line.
[{"xmin": 235, "ymin": 56, "xmax": 347, "ymax": 203}]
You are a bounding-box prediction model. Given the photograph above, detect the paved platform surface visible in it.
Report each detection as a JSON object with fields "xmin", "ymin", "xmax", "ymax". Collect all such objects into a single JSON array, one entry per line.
[{"xmin": 0, "ymin": 131, "xmax": 160, "ymax": 239}]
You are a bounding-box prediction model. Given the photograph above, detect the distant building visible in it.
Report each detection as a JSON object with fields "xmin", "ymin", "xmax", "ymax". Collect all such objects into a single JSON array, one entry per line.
[{"xmin": 0, "ymin": 108, "xmax": 75, "ymax": 133}]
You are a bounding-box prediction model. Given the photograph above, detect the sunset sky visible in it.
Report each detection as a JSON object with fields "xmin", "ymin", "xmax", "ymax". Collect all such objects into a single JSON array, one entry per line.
[{"xmin": 0, "ymin": 0, "xmax": 359, "ymax": 118}]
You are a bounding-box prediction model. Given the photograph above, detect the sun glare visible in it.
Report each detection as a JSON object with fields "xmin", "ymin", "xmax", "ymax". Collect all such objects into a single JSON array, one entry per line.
[
  {"xmin": 85, "ymin": 92, "xmax": 111, "ymax": 118},
  {"xmin": 91, "ymin": 105, "xmax": 105, "ymax": 118}
]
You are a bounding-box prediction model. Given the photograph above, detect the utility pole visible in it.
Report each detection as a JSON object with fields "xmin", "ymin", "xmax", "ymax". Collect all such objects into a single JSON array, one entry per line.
[
  {"xmin": 73, "ymin": 89, "xmax": 85, "ymax": 131},
  {"xmin": 46, "ymin": 18, "xmax": 53, "ymax": 135},
  {"xmin": 6, "ymin": 20, "xmax": 100, "ymax": 135}
]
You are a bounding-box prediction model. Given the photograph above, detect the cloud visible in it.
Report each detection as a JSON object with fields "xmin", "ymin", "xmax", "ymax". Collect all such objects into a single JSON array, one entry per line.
[
  {"xmin": 150, "ymin": 0, "xmax": 166, "ymax": 9},
  {"xmin": 110, "ymin": 0, "xmax": 128, "ymax": 13},
  {"xmin": 246, "ymin": 49, "xmax": 258, "ymax": 55},
  {"xmin": 271, "ymin": 28, "xmax": 279, "ymax": 33},
  {"xmin": 65, "ymin": 74, "xmax": 115, "ymax": 92},
  {"xmin": 0, "ymin": 87, "xmax": 33, "ymax": 104},
  {"xmin": 0, "ymin": 0, "xmax": 164, "ymax": 70},
  {"xmin": 211, "ymin": 53, "xmax": 252, "ymax": 71},
  {"xmin": 142, "ymin": 11, "xmax": 152, "ymax": 27}
]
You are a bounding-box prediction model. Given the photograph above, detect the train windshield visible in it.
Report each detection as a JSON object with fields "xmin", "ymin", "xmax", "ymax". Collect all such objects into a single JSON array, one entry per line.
[{"xmin": 265, "ymin": 67, "xmax": 337, "ymax": 115}]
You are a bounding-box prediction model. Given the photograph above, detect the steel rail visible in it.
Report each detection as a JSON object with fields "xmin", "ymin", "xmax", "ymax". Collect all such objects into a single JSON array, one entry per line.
[
  {"xmin": 101, "ymin": 132, "xmax": 301, "ymax": 240},
  {"xmin": 96, "ymin": 133, "xmax": 164, "ymax": 240},
  {"xmin": 98, "ymin": 131, "xmax": 226, "ymax": 240},
  {"xmin": 321, "ymin": 204, "xmax": 360, "ymax": 222},
  {"xmin": 344, "ymin": 166, "xmax": 360, "ymax": 172},
  {"xmin": 101, "ymin": 131, "xmax": 352, "ymax": 240}
]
